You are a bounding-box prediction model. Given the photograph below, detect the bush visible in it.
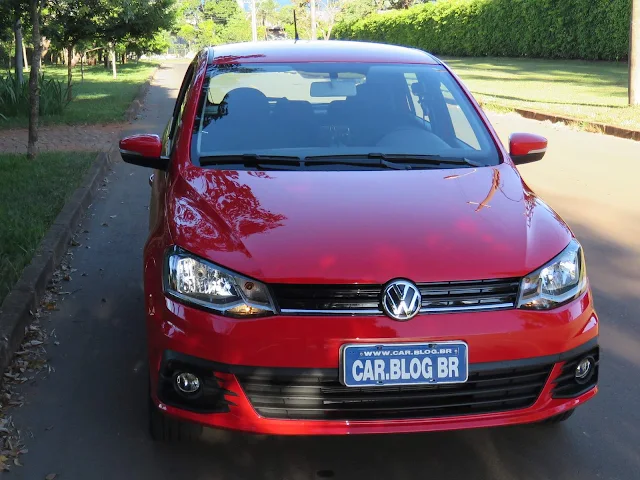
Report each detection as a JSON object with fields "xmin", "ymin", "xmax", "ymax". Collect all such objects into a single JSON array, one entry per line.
[
  {"xmin": 0, "ymin": 73, "xmax": 71, "ymax": 118},
  {"xmin": 332, "ymin": 0, "xmax": 631, "ymax": 61}
]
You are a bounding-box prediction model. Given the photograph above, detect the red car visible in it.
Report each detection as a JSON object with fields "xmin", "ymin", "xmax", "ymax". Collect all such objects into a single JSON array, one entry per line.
[{"xmin": 119, "ymin": 41, "xmax": 599, "ymax": 441}]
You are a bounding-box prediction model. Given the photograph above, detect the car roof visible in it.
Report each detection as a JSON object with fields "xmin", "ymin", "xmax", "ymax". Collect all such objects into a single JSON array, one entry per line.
[{"xmin": 206, "ymin": 41, "xmax": 440, "ymax": 65}]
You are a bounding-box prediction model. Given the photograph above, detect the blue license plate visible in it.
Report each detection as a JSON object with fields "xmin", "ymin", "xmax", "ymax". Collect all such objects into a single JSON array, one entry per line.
[{"xmin": 341, "ymin": 342, "xmax": 468, "ymax": 388}]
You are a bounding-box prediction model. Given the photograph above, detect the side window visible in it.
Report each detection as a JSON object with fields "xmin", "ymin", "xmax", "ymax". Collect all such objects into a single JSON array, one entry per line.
[
  {"xmin": 404, "ymin": 73, "xmax": 430, "ymax": 122},
  {"xmin": 167, "ymin": 64, "xmax": 196, "ymax": 150},
  {"xmin": 404, "ymin": 73, "xmax": 427, "ymax": 120},
  {"xmin": 439, "ymin": 83, "xmax": 480, "ymax": 150}
]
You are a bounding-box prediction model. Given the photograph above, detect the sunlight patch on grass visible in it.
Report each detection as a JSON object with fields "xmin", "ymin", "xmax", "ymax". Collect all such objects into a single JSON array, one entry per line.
[
  {"xmin": 443, "ymin": 57, "xmax": 639, "ymax": 130},
  {"xmin": 1, "ymin": 61, "xmax": 159, "ymax": 128}
]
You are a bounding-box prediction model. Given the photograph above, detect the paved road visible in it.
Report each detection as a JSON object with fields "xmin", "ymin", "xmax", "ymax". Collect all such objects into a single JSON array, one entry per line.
[{"xmin": 9, "ymin": 62, "xmax": 640, "ymax": 479}]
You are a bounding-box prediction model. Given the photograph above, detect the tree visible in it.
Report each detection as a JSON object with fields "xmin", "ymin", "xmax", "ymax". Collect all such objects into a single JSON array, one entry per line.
[
  {"xmin": 382, "ymin": 0, "xmax": 426, "ymax": 9},
  {"xmin": 202, "ymin": 0, "xmax": 241, "ymax": 24},
  {"xmin": 336, "ymin": 0, "xmax": 379, "ymax": 25},
  {"xmin": 256, "ymin": 0, "xmax": 278, "ymax": 27},
  {"xmin": 219, "ymin": 10, "xmax": 252, "ymax": 43},
  {"xmin": 27, "ymin": 0, "xmax": 42, "ymax": 159},
  {"xmin": 44, "ymin": 0, "xmax": 104, "ymax": 100},
  {"xmin": 317, "ymin": 0, "xmax": 343, "ymax": 40},
  {"xmin": 631, "ymin": 0, "xmax": 639, "ymax": 105},
  {"xmin": 310, "ymin": 0, "xmax": 316, "ymax": 39},
  {"xmin": 128, "ymin": 29, "xmax": 173, "ymax": 58},
  {"xmin": 0, "ymin": 0, "xmax": 28, "ymax": 82},
  {"xmin": 172, "ymin": 0, "xmax": 251, "ymax": 48},
  {"xmin": 100, "ymin": 0, "xmax": 176, "ymax": 78},
  {"xmin": 14, "ymin": 18, "xmax": 24, "ymax": 83}
]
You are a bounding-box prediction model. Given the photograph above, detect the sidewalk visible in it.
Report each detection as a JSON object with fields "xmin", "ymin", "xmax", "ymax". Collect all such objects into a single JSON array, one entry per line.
[{"xmin": 0, "ymin": 124, "xmax": 121, "ymax": 154}]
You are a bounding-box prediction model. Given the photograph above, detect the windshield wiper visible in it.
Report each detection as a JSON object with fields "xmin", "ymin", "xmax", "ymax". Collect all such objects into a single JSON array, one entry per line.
[
  {"xmin": 303, "ymin": 155, "xmax": 411, "ymax": 170},
  {"xmin": 305, "ymin": 153, "xmax": 484, "ymax": 168},
  {"xmin": 199, "ymin": 153, "xmax": 483, "ymax": 170},
  {"xmin": 199, "ymin": 154, "xmax": 302, "ymax": 167},
  {"xmin": 199, "ymin": 153, "xmax": 410, "ymax": 170},
  {"xmin": 376, "ymin": 153, "xmax": 484, "ymax": 167}
]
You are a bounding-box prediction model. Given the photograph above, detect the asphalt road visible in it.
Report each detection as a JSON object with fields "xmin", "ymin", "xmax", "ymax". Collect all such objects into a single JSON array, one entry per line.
[{"xmin": 9, "ymin": 61, "xmax": 640, "ymax": 480}]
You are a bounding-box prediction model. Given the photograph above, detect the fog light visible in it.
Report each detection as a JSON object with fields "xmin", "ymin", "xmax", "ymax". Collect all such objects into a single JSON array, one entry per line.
[
  {"xmin": 175, "ymin": 372, "xmax": 201, "ymax": 394},
  {"xmin": 575, "ymin": 357, "xmax": 594, "ymax": 383}
]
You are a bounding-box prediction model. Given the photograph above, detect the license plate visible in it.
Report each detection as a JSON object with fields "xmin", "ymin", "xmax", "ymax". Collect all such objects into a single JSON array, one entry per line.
[{"xmin": 341, "ymin": 342, "xmax": 468, "ymax": 388}]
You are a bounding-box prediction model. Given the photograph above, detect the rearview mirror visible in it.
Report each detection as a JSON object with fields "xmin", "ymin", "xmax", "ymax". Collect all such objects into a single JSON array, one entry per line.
[
  {"xmin": 119, "ymin": 134, "xmax": 168, "ymax": 170},
  {"xmin": 509, "ymin": 133, "xmax": 547, "ymax": 164},
  {"xmin": 310, "ymin": 80, "xmax": 357, "ymax": 98}
]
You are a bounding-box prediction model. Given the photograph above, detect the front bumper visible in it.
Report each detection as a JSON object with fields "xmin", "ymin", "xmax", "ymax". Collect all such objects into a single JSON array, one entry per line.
[{"xmin": 146, "ymin": 291, "xmax": 599, "ymax": 435}]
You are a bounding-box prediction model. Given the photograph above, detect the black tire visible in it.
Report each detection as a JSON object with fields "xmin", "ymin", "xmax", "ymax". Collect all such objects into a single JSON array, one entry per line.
[
  {"xmin": 541, "ymin": 409, "xmax": 575, "ymax": 425},
  {"xmin": 148, "ymin": 390, "xmax": 203, "ymax": 442}
]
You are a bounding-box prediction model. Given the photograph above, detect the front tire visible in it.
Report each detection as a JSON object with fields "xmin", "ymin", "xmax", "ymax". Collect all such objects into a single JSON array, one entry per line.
[{"xmin": 148, "ymin": 386, "xmax": 203, "ymax": 442}]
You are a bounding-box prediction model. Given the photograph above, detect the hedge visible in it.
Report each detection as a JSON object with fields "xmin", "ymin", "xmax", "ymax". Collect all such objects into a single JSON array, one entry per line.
[{"xmin": 332, "ymin": 0, "xmax": 631, "ymax": 61}]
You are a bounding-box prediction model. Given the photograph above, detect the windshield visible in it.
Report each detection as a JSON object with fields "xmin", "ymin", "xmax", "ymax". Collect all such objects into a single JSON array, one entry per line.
[{"xmin": 191, "ymin": 62, "xmax": 500, "ymax": 169}]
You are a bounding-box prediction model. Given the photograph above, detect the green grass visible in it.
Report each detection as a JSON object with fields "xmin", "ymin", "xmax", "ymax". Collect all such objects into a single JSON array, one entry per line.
[
  {"xmin": 0, "ymin": 61, "xmax": 158, "ymax": 128},
  {"xmin": 442, "ymin": 57, "xmax": 640, "ymax": 131},
  {"xmin": 0, "ymin": 151, "xmax": 95, "ymax": 305}
]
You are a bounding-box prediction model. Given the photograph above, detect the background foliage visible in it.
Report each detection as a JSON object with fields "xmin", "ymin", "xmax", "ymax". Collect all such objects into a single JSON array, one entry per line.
[{"xmin": 333, "ymin": 0, "xmax": 632, "ymax": 61}]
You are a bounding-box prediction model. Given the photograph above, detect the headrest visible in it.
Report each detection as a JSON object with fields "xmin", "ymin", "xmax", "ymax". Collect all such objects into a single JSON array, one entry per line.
[{"xmin": 221, "ymin": 87, "xmax": 269, "ymax": 119}]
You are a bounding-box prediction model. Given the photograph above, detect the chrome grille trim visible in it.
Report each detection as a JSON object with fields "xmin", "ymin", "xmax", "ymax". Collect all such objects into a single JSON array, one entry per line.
[
  {"xmin": 273, "ymin": 279, "xmax": 521, "ymax": 316},
  {"xmin": 280, "ymin": 302, "xmax": 514, "ymax": 316}
]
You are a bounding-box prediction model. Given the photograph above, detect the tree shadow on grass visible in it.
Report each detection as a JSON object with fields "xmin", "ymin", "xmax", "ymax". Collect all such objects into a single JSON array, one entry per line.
[
  {"xmin": 473, "ymin": 91, "xmax": 622, "ymax": 108},
  {"xmin": 443, "ymin": 57, "xmax": 628, "ymax": 91}
]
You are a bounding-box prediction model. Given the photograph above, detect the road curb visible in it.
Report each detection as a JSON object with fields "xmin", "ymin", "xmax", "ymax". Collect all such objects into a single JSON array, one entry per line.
[
  {"xmin": 511, "ymin": 109, "xmax": 640, "ymax": 142},
  {"xmin": 480, "ymin": 102, "xmax": 640, "ymax": 142},
  {"xmin": 0, "ymin": 145, "xmax": 121, "ymax": 378},
  {"xmin": 125, "ymin": 63, "xmax": 162, "ymax": 122}
]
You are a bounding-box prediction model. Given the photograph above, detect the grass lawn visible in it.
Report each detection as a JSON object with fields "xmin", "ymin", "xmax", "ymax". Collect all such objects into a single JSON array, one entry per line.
[
  {"xmin": 1, "ymin": 61, "xmax": 158, "ymax": 128},
  {"xmin": 442, "ymin": 57, "xmax": 640, "ymax": 131},
  {"xmin": 0, "ymin": 152, "xmax": 95, "ymax": 306}
]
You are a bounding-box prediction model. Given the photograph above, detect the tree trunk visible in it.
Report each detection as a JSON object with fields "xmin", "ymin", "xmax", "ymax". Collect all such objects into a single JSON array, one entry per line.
[
  {"xmin": 325, "ymin": 23, "xmax": 334, "ymax": 40},
  {"xmin": 251, "ymin": 0, "xmax": 257, "ymax": 41},
  {"xmin": 110, "ymin": 43, "xmax": 117, "ymax": 79},
  {"xmin": 630, "ymin": 0, "xmax": 640, "ymax": 105},
  {"xmin": 22, "ymin": 39, "xmax": 28, "ymax": 69},
  {"xmin": 27, "ymin": 0, "xmax": 42, "ymax": 160},
  {"xmin": 81, "ymin": 54, "xmax": 84, "ymax": 81},
  {"xmin": 67, "ymin": 44, "xmax": 73, "ymax": 102},
  {"xmin": 310, "ymin": 0, "xmax": 317, "ymax": 40},
  {"xmin": 41, "ymin": 36, "xmax": 51, "ymax": 60},
  {"xmin": 104, "ymin": 49, "xmax": 108, "ymax": 69},
  {"xmin": 14, "ymin": 19, "xmax": 24, "ymax": 84}
]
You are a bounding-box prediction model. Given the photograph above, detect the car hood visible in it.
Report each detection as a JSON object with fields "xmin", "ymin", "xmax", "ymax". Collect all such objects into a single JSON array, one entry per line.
[{"xmin": 168, "ymin": 164, "xmax": 572, "ymax": 284}]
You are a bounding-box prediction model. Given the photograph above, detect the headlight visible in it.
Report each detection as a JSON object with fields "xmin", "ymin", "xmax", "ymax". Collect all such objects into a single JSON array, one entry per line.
[
  {"xmin": 164, "ymin": 248, "xmax": 275, "ymax": 317},
  {"xmin": 517, "ymin": 239, "xmax": 587, "ymax": 310}
]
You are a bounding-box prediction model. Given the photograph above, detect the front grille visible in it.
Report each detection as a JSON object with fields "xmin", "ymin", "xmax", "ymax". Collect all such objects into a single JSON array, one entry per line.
[
  {"xmin": 237, "ymin": 363, "xmax": 551, "ymax": 421},
  {"xmin": 552, "ymin": 347, "xmax": 599, "ymax": 399},
  {"xmin": 271, "ymin": 278, "xmax": 520, "ymax": 315}
]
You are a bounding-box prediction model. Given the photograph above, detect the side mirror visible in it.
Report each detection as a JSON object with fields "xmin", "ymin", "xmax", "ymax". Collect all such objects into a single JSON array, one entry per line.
[
  {"xmin": 509, "ymin": 133, "xmax": 547, "ymax": 164},
  {"xmin": 119, "ymin": 134, "xmax": 168, "ymax": 171}
]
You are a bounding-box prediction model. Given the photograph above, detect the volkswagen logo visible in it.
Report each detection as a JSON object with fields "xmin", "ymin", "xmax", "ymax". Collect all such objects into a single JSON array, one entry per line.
[{"xmin": 382, "ymin": 280, "xmax": 422, "ymax": 321}]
